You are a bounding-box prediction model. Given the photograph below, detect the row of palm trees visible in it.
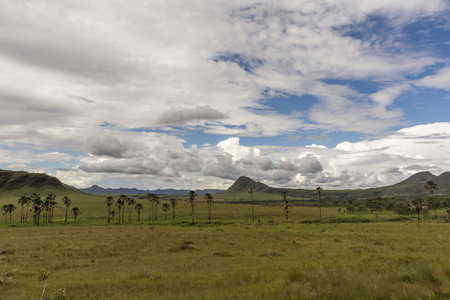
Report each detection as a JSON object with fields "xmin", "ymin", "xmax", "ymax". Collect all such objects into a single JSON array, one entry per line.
[
  {"xmin": 103, "ymin": 191, "xmax": 215, "ymax": 225},
  {"xmin": 2, "ymin": 194, "xmax": 80, "ymax": 224}
]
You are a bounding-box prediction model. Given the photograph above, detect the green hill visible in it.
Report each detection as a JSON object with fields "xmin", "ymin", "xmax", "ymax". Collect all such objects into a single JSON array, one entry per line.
[
  {"xmin": 0, "ymin": 169, "xmax": 86, "ymax": 197},
  {"xmin": 216, "ymin": 171, "xmax": 450, "ymax": 200}
]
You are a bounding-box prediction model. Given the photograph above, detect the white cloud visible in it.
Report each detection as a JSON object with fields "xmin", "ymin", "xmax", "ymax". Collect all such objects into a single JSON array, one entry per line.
[{"xmin": 414, "ymin": 67, "xmax": 450, "ymax": 91}]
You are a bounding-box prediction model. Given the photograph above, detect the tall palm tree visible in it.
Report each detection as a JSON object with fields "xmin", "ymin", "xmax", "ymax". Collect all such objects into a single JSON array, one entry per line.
[
  {"xmin": 170, "ymin": 198, "xmax": 177, "ymax": 220},
  {"xmin": 31, "ymin": 193, "xmax": 42, "ymax": 226},
  {"xmin": 17, "ymin": 196, "xmax": 31, "ymax": 223},
  {"xmin": 135, "ymin": 203, "xmax": 144, "ymax": 222},
  {"xmin": 6, "ymin": 204, "xmax": 16, "ymax": 224},
  {"xmin": 18, "ymin": 196, "xmax": 26, "ymax": 223},
  {"xmin": 115, "ymin": 197, "xmax": 125, "ymax": 225},
  {"xmin": 104, "ymin": 196, "xmax": 114, "ymax": 224},
  {"xmin": 118, "ymin": 195, "xmax": 127, "ymax": 225},
  {"xmin": 162, "ymin": 203, "xmax": 170, "ymax": 220},
  {"xmin": 315, "ymin": 187, "xmax": 323, "ymax": 219},
  {"xmin": 425, "ymin": 181, "xmax": 439, "ymax": 218},
  {"xmin": 205, "ymin": 193, "xmax": 214, "ymax": 224},
  {"xmin": 146, "ymin": 193, "xmax": 155, "ymax": 222},
  {"xmin": 127, "ymin": 198, "xmax": 136, "ymax": 222},
  {"xmin": 2, "ymin": 204, "xmax": 8, "ymax": 223},
  {"xmin": 61, "ymin": 196, "xmax": 72, "ymax": 223},
  {"xmin": 71, "ymin": 207, "xmax": 80, "ymax": 222},
  {"xmin": 42, "ymin": 194, "xmax": 56, "ymax": 224},
  {"xmin": 281, "ymin": 191, "xmax": 291, "ymax": 220},
  {"xmin": 23, "ymin": 196, "xmax": 31, "ymax": 223},
  {"xmin": 411, "ymin": 198, "xmax": 424, "ymax": 221},
  {"xmin": 248, "ymin": 189, "xmax": 255, "ymax": 222},
  {"xmin": 153, "ymin": 195, "xmax": 160, "ymax": 222},
  {"xmin": 48, "ymin": 200, "xmax": 58, "ymax": 224},
  {"xmin": 188, "ymin": 190, "xmax": 197, "ymax": 225},
  {"xmin": 425, "ymin": 181, "xmax": 438, "ymax": 196}
]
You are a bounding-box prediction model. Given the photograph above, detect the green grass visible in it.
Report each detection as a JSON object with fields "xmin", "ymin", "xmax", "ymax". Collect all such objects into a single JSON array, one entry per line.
[
  {"xmin": 0, "ymin": 221, "xmax": 449, "ymax": 299},
  {"xmin": 1, "ymin": 194, "xmax": 449, "ymax": 299}
]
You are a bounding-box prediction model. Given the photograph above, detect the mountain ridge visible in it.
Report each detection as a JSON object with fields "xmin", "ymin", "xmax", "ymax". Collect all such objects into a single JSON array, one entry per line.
[{"xmin": 218, "ymin": 171, "xmax": 450, "ymax": 199}]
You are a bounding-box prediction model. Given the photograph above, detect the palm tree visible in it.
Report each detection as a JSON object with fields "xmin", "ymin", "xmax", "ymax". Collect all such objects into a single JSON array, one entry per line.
[
  {"xmin": 6, "ymin": 204, "xmax": 16, "ymax": 224},
  {"xmin": 135, "ymin": 203, "xmax": 144, "ymax": 222},
  {"xmin": 115, "ymin": 197, "xmax": 125, "ymax": 225},
  {"xmin": 61, "ymin": 196, "xmax": 72, "ymax": 223},
  {"xmin": 281, "ymin": 191, "xmax": 291, "ymax": 220},
  {"xmin": 205, "ymin": 193, "xmax": 214, "ymax": 224},
  {"xmin": 146, "ymin": 193, "xmax": 155, "ymax": 222},
  {"xmin": 188, "ymin": 190, "xmax": 197, "ymax": 225},
  {"xmin": 23, "ymin": 196, "xmax": 31, "ymax": 223},
  {"xmin": 48, "ymin": 200, "xmax": 58, "ymax": 224},
  {"xmin": 425, "ymin": 181, "xmax": 438, "ymax": 196},
  {"xmin": 425, "ymin": 181, "xmax": 439, "ymax": 218},
  {"xmin": 170, "ymin": 198, "xmax": 177, "ymax": 220},
  {"xmin": 44, "ymin": 194, "xmax": 56, "ymax": 224},
  {"xmin": 127, "ymin": 198, "xmax": 136, "ymax": 222},
  {"xmin": 248, "ymin": 189, "xmax": 255, "ymax": 222},
  {"xmin": 315, "ymin": 187, "xmax": 323, "ymax": 219},
  {"xmin": 104, "ymin": 196, "xmax": 114, "ymax": 224},
  {"xmin": 31, "ymin": 193, "xmax": 42, "ymax": 226},
  {"xmin": 118, "ymin": 195, "xmax": 127, "ymax": 225},
  {"xmin": 2, "ymin": 204, "xmax": 8, "ymax": 223},
  {"xmin": 411, "ymin": 198, "xmax": 424, "ymax": 221},
  {"xmin": 18, "ymin": 196, "xmax": 27, "ymax": 223},
  {"xmin": 153, "ymin": 195, "xmax": 160, "ymax": 222},
  {"xmin": 162, "ymin": 203, "xmax": 170, "ymax": 220},
  {"xmin": 71, "ymin": 207, "xmax": 80, "ymax": 222}
]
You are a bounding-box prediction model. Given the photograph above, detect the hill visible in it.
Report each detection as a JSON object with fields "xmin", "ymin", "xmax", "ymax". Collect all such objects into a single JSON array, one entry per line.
[
  {"xmin": 0, "ymin": 169, "xmax": 86, "ymax": 197},
  {"xmin": 217, "ymin": 172, "xmax": 450, "ymax": 200}
]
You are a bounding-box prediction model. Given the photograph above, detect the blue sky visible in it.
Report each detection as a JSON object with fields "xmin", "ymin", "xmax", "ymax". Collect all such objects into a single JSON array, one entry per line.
[{"xmin": 0, "ymin": 1, "xmax": 449, "ymax": 190}]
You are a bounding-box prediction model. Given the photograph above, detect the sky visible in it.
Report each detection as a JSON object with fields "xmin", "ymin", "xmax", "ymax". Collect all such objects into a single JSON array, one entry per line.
[{"xmin": 1, "ymin": 0, "xmax": 450, "ymax": 190}]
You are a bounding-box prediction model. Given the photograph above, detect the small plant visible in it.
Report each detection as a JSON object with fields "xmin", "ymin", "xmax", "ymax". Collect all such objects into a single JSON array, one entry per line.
[
  {"xmin": 52, "ymin": 287, "xmax": 69, "ymax": 300},
  {"xmin": 38, "ymin": 268, "xmax": 50, "ymax": 300}
]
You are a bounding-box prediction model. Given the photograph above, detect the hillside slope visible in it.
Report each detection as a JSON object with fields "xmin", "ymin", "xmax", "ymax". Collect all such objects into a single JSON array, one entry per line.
[
  {"xmin": 217, "ymin": 172, "xmax": 450, "ymax": 199},
  {"xmin": 0, "ymin": 169, "xmax": 86, "ymax": 197}
]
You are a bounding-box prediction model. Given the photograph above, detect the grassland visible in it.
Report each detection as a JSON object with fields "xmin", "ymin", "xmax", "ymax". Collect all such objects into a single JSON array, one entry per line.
[{"xmin": 0, "ymin": 193, "xmax": 449, "ymax": 299}]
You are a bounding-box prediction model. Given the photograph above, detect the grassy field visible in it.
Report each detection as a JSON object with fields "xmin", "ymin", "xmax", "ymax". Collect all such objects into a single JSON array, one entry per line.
[{"xmin": 1, "ymin": 194, "xmax": 449, "ymax": 299}]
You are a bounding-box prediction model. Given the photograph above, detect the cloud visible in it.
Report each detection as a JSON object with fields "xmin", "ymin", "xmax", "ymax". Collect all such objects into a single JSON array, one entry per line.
[
  {"xmin": 158, "ymin": 105, "xmax": 228, "ymax": 125},
  {"xmin": 414, "ymin": 67, "xmax": 450, "ymax": 91},
  {"xmin": 298, "ymin": 154, "xmax": 323, "ymax": 174},
  {"xmin": 86, "ymin": 135, "xmax": 132, "ymax": 158},
  {"xmin": 1, "ymin": 1, "xmax": 449, "ymax": 190}
]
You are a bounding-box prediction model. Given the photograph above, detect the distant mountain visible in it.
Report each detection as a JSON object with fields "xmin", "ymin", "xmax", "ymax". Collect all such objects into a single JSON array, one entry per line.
[
  {"xmin": 218, "ymin": 172, "xmax": 450, "ymax": 199},
  {"xmin": 0, "ymin": 169, "xmax": 86, "ymax": 196},
  {"xmin": 80, "ymin": 185, "xmax": 223, "ymax": 196}
]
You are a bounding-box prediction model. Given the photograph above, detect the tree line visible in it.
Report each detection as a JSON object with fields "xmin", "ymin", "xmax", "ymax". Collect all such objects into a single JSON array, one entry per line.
[{"xmin": 1, "ymin": 193, "xmax": 80, "ymax": 225}]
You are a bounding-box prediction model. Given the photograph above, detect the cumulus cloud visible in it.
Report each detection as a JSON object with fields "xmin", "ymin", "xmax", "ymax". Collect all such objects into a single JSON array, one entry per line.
[
  {"xmin": 298, "ymin": 154, "xmax": 323, "ymax": 174},
  {"xmin": 86, "ymin": 135, "xmax": 132, "ymax": 158},
  {"xmin": 158, "ymin": 105, "xmax": 228, "ymax": 125}
]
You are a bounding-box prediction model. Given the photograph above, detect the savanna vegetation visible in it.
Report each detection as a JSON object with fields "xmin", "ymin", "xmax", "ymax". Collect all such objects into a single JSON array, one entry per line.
[{"xmin": 0, "ymin": 182, "xmax": 449, "ymax": 299}]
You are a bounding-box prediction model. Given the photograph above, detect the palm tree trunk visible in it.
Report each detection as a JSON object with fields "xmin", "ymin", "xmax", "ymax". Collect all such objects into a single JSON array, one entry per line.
[
  {"xmin": 25, "ymin": 203, "xmax": 29, "ymax": 223},
  {"xmin": 108, "ymin": 207, "xmax": 111, "ymax": 224},
  {"xmin": 155, "ymin": 203, "xmax": 158, "ymax": 221},
  {"xmin": 137, "ymin": 211, "xmax": 140, "ymax": 222},
  {"xmin": 21, "ymin": 205, "xmax": 24, "ymax": 223},
  {"xmin": 192, "ymin": 206, "xmax": 195, "ymax": 225},
  {"xmin": 172, "ymin": 206, "xmax": 175, "ymax": 220},
  {"xmin": 65, "ymin": 206, "xmax": 68, "ymax": 222}
]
